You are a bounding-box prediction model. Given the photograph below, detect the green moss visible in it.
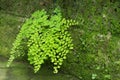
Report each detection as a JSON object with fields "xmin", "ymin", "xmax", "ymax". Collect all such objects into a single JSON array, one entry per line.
[
  {"xmin": 0, "ymin": 12, "xmax": 22, "ymax": 57},
  {"xmin": 60, "ymin": 1, "xmax": 120, "ymax": 80}
]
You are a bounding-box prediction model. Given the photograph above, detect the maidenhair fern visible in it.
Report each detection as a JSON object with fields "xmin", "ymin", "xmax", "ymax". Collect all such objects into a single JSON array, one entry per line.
[{"xmin": 7, "ymin": 8, "xmax": 78, "ymax": 73}]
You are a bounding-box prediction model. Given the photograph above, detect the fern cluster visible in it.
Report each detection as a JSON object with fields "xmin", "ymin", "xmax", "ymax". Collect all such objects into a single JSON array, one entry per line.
[{"xmin": 7, "ymin": 8, "xmax": 78, "ymax": 73}]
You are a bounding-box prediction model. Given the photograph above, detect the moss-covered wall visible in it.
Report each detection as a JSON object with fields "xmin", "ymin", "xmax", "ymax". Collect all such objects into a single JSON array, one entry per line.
[
  {"xmin": 0, "ymin": 12, "xmax": 21, "ymax": 57},
  {"xmin": 0, "ymin": 0, "xmax": 54, "ymax": 17},
  {"xmin": 60, "ymin": 1, "xmax": 120, "ymax": 80}
]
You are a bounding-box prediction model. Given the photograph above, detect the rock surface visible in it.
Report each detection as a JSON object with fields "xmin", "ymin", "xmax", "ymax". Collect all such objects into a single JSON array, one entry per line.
[{"xmin": 0, "ymin": 56, "xmax": 78, "ymax": 80}]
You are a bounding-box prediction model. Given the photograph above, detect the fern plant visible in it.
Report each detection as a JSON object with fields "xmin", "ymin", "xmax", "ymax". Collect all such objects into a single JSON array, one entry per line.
[{"xmin": 7, "ymin": 8, "xmax": 78, "ymax": 73}]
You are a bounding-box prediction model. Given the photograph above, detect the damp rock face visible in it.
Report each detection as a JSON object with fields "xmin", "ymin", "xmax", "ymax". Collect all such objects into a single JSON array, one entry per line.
[
  {"xmin": 0, "ymin": 68, "xmax": 7, "ymax": 80},
  {"xmin": 0, "ymin": 57, "xmax": 78, "ymax": 80}
]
